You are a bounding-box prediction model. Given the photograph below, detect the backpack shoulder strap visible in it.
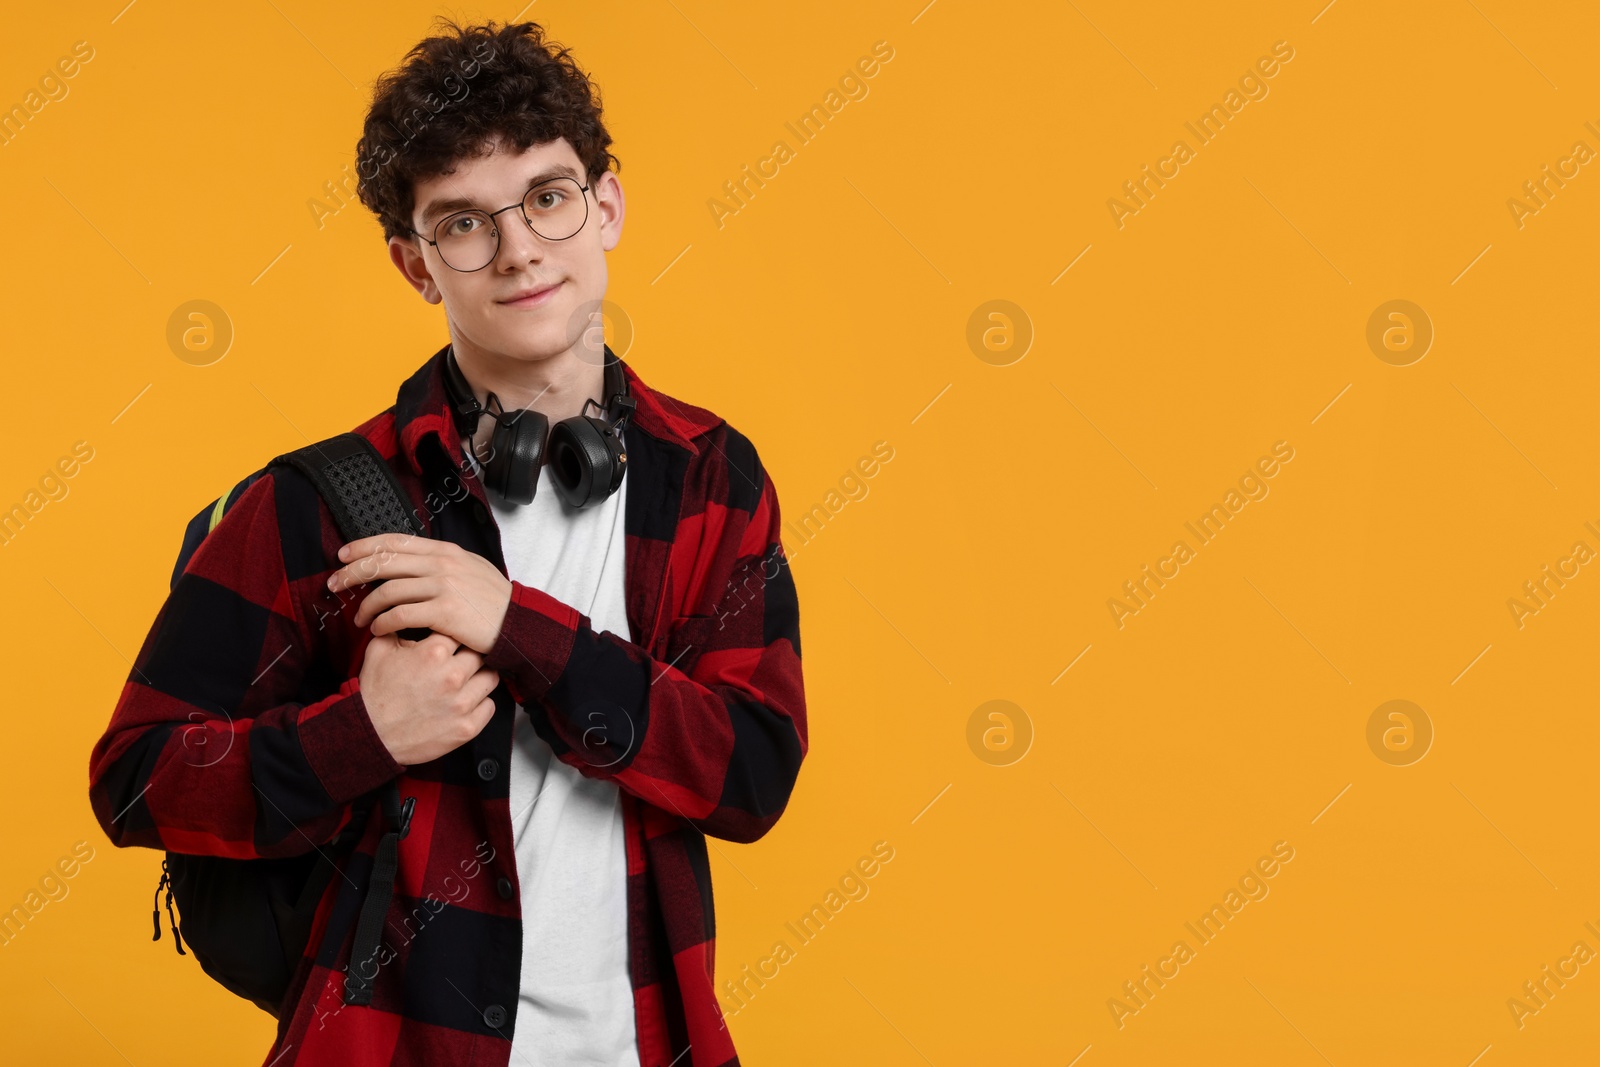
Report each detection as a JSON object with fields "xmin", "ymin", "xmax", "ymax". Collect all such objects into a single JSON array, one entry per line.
[
  {"xmin": 169, "ymin": 433, "xmax": 424, "ymax": 593},
  {"xmin": 266, "ymin": 432, "xmax": 424, "ymax": 1009},
  {"xmin": 267, "ymin": 432, "xmax": 425, "ymax": 544}
]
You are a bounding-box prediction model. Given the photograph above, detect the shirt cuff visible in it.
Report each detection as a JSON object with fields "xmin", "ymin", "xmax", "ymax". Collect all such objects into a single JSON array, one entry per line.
[
  {"xmin": 483, "ymin": 580, "xmax": 581, "ymax": 702},
  {"xmin": 297, "ymin": 676, "xmax": 406, "ymax": 803}
]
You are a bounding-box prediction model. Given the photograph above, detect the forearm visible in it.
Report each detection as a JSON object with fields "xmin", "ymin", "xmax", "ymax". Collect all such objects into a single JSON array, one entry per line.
[
  {"xmin": 89, "ymin": 676, "xmax": 403, "ymax": 857},
  {"xmin": 485, "ymin": 572, "xmax": 806, "ymax": 843}
]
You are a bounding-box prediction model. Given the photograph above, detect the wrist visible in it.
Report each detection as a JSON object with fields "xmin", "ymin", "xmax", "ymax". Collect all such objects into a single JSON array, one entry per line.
[
  {"xmin": 299, "ymin": 677, "xmax": 407, "ymax": 802},
  {"xmin": 483, "ymin": 580, "xmax": 580, "ymax": 701}
]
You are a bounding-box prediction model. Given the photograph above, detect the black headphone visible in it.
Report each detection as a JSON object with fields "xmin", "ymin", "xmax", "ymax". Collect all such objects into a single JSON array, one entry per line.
[{"xmin": 441, "ymin": 343, "xmax": 636, "ymax": 509}]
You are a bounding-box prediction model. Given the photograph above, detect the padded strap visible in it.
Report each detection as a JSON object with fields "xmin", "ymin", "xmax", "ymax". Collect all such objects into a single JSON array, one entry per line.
[
  {"xmin": 269, "ymin": 433, "xmax": 425, "ymax": 542},
  {"xmin": 265, "ymin": 432, "xmax": 426, "ymax": 1005}
]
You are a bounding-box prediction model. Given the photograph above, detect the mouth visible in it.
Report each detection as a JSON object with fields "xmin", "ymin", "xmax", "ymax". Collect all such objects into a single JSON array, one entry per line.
[{"xmin": 499, "ymin": 281, "xmax": 562, "ymax": 307}]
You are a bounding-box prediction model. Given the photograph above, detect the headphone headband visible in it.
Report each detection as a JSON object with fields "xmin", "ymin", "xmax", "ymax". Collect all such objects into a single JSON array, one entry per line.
[
  {"xmin": 442, "ymin": 344, "xmax": 631, "ymax": 437},
  {"xmin": 439, "ymin": 343, "xmax": 633, "ymax": 508}
]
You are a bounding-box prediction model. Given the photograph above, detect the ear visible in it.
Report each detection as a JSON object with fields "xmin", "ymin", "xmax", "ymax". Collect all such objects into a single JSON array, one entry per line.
[
  {"xmin": 594, "ymin": 170, "xmax": 625, "ymax": 252},
  {"xmin": 390, "ymin": 235, "xmax": 443, "ymax": 304}
]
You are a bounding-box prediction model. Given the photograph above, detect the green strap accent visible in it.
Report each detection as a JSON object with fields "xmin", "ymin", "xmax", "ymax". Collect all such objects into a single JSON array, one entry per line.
[{"xmin": 207, "ymin": 492, "xmax": 229, "ymax": 533}]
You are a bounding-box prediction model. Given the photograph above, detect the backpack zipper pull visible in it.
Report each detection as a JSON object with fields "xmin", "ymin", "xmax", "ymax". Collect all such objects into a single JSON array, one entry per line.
[
  {"xmin": 154, "ymin": 859, "xmax": 186, "ymax": 955},
  {"xmin": 165, "ymin": 881, "xmax": 185, "ymax": 955},
  {"xmin": 151, "ymin": 865, "xmax": 166, "ymax": 942}
]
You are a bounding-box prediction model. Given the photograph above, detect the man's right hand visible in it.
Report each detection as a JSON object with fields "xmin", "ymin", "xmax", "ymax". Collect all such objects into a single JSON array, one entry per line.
[{"xmin": 359, "ymin": 631, "xmax": 500, "ymax": 767}]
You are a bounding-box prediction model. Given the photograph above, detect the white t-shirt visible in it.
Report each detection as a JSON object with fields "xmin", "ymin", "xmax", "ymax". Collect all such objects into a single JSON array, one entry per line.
[{"xmin": 473, "ymin": 434, "xmax": 640, "ymax": 1067}]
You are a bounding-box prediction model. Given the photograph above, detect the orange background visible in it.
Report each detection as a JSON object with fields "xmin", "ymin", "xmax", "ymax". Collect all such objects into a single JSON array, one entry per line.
[{"xmin": 3, "ymin": 0, "xmax": 1599, "ymax": 1063}]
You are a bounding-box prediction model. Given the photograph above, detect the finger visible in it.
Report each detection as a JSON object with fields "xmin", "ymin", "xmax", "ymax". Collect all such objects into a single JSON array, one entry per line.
[
  {"xmin": 336, "ymin": 537, "xmax": 414, "ymax": 575},
  {"xmin": 367, "ymin": 595, "xmax": 437, "ymax": 638},
  {"xmin": 362, "ymin": 631, "xmax": 402, "ymax": 658},
  {"xmin": 352, "ymin": 577, "xmax": 441, "ymax": 628},
  {"xmin": 461, "ymin": 666, "xmax": 501, "ymax": 708},
  {"xmin": 352, "ymin": 579, "xmax": 438, "ymax": 630},
  {"xmin": 450, "ymin": 646, "xmax": 485, "ymax": 672},
  {"xmin": 330, "ymin": 552, "xmax": 443, "ymax": 592},
  {"xmin": 339, "ymin": 533, "xmax": 447, "ymax": 564},
  {"xmin": 467, "ymin": 696, "xmax": 496, "ymax": 734}
]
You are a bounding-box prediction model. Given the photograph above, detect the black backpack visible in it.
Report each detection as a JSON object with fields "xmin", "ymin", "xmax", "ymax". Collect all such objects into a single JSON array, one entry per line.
[{"xmin": 151, "ymin": 432, "xmax": 429, "ymax": 1016}]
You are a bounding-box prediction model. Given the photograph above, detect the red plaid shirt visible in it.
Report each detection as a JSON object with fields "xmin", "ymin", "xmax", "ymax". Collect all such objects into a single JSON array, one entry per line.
[{"xmin": 88, "ymin": 343, "xmax": 808, "ymax": 1066}]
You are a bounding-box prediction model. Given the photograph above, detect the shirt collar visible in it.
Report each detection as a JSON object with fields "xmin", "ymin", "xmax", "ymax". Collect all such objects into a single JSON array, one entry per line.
[{"xmin": 392, "ymin": 341, "xmax": 718, "ymax": 478}]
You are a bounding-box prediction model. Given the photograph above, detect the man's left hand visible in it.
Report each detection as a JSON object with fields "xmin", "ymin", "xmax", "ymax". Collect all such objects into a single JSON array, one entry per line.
[{"xmin": 328, "ymin": 535, "xmax": 512, "ymax": 654}]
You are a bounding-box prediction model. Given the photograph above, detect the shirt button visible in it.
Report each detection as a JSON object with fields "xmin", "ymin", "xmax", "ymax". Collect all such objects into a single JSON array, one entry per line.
[
  {"xmin": 496, "ymin": 876, "xmax": 514, "ymax": 900},
  {"xmin": 477, "ymin": 758, "xmax": 498, "ymax": 781},
  {"xmin": 483, "ymin": 1003, "xmax": 508, "ymax": 1029}
]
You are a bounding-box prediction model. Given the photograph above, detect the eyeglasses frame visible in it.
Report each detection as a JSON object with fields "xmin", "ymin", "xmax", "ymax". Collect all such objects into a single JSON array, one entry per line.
[{"xmin": 407, "ymin": 176, "xmax": 593, "ymax": 272}]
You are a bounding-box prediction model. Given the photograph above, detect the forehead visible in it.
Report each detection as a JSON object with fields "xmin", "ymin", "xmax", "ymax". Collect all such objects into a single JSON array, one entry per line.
[{"xmin": 414, "ymin": 137, "xmax": 583, "ymax": 225}]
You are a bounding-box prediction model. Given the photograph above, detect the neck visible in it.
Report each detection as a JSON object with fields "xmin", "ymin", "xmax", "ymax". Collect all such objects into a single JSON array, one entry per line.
[{"xmin": 450, "ymin": 333, "xmax": 607, "ymax": 462}]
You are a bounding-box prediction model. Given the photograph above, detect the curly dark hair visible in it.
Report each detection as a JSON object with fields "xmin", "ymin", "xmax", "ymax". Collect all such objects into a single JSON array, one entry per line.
[{"xmin": 354, "ymin": 18, "xmax": 620, "ymax": 245}]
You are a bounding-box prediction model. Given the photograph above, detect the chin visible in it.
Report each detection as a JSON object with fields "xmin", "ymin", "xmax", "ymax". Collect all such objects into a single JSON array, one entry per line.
[{"xmin": 490, "ymin": 320, "xmax": 575, "ymax": 362}]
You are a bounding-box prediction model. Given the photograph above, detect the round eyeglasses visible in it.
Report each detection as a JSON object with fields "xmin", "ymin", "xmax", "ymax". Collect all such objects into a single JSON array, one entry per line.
[{"xmin": 409, "ymin": 176, "xmax": 592, "ymax": 272}]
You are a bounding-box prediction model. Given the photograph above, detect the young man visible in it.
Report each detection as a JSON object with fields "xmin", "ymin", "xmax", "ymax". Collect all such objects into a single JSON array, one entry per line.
[{"xmin": 88, "ymin": 19, "xmax": 806, "ymax": 1067}]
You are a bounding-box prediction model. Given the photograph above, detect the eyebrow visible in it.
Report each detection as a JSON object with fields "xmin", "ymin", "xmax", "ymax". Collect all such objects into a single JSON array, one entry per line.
[{"xmin": 418, "ymin": 164, "xmax": 583, "ymax": 226}]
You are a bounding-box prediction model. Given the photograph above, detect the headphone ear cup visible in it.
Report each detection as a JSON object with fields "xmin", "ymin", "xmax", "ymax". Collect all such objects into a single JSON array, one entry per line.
[
  {"xmin": 487, "ymin": 410, "xmax": 548, "ymax": 506},
  {"xmin": 548, "ymin": 416, "xmax": 624, "ymax": 509}
]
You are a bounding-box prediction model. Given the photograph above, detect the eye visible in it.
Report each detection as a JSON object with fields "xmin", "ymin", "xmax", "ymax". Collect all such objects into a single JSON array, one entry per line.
[
  {"xmin": 531, "ymin": 189, "xmax": 565, "ymax": 210},
  {"xmin": 445, "ymin": 214, "xmax": 483, "ymax": 236}
]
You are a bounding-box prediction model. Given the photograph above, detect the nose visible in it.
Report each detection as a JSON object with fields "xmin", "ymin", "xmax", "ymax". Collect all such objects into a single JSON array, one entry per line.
[{"xmin": 494, "ymin": 207, "xmax": 547, "ymax": 269}]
